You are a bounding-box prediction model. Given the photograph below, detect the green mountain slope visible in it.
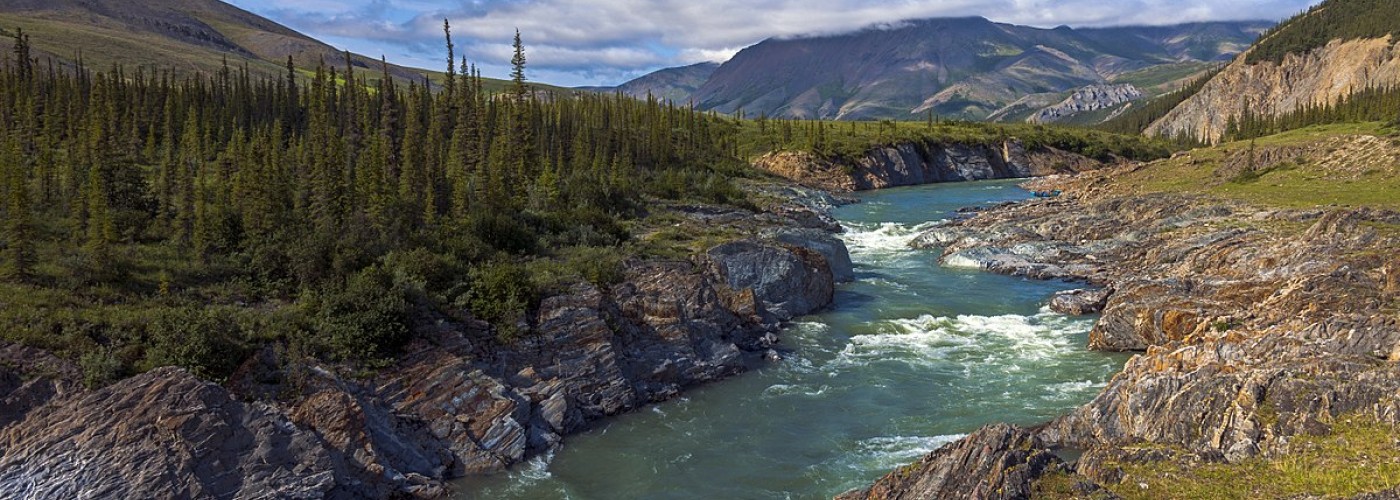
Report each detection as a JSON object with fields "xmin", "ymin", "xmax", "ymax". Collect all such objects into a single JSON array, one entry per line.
[
  {"xmin": 0, "ymin": 0, "xmax": 565, "ymax": 92},
  {"xmin": 583, "ymin": 62, "xmax": 719, "ymax": 103}
]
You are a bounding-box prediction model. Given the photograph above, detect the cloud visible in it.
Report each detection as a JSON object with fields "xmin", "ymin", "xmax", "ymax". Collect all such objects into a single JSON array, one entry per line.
[{"xmin": 228, "ymin": 0, "xmax": 1319, "ymax": 87}]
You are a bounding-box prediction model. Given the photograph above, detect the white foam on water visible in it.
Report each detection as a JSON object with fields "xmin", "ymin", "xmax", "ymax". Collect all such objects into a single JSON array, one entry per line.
[
  {"xmin": 840, "ymin": 221, "xmax": 944, "ymax": 260},
  {"xmin": 941, "ymin": 253, "xmax": 985, "ymax": 269},
  {"xmin": 850, "ymin": 434, "xmax": 966, "ymax": 471},
  {"xmin": 762, "ymin": 383, "xmax": 831, "ymax": 398},
  {"xmin": 1045, "ymin": 380, "xmax": 1105, "ymax": 398},
  {"xmin": 487, "ymin": 448, "xmax": 556, "ymax": 496},
  {"xmin": 830, "ymin": 310, "xmax": 1092, "ymax": 370}
]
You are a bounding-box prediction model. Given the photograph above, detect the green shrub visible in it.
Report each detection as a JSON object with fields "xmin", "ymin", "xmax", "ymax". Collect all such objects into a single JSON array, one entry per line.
[
  {"xmin": 145, "ymin": 307, "xmax": 250, "ymax": 381},
  {"xmin": 562, "ymin": 246, "xmax": 625, "ymax": 288},
  {"xmin": 312, "ymin": 265, "xmax": 412, "ymax": 365},
  {"xmin": 79, "ymin": 348, "xmax": 126, "ymax": 389},
  {"xmin": 470, "ymin": 212, "xmax": 539, "ymax": 255},
  {"xmin": 463, "ymin": 260, "xmax": 537, "ymax": 342}
]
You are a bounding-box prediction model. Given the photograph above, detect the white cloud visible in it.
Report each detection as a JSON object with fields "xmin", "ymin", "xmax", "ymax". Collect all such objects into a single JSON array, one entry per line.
[{"xmin": 232, "ymin": 0, "xmax": 1320, "ymax": 86}]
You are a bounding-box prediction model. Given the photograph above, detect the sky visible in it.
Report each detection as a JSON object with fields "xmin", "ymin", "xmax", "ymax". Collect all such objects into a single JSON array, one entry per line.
[{"xmin": 224, "ymin": 0, "xmax": 1321, "ymax": 87}]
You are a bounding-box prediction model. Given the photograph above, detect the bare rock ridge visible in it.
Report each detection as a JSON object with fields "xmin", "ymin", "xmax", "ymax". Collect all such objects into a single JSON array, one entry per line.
[
  {"xmin": 1030, "ymin": 84, "xmax": 1143, "ymax": 124},
  {"xmin": 0, "ymin": 200, "xmax": 851, "ymax": 497},
  {"xmin": 1147, "ymin": 36, "xmax": 1400, "ymax": 142},
  {"xmin": 850, "ymin": 163, "xmax": 1400, "ymax": 497},
  {"xmin": 754, "ymin": 139, "xmax": 1101, "ymax": 192}
]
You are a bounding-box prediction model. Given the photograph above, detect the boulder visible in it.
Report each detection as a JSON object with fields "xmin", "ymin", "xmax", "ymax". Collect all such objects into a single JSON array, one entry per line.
[
  {"xmin": 705, "ymin": 241, "xmax": 835, "ymax": 320},
  {"xmin": 1049, "ymin": 288, "xmax": 1112, "ymax": 315},
  {"xmin": 770, "ymin": 228, "xmax": 855, "ymax": 282},
  {"xmin": 838, "ymin": 424, "xmax": 1064, "ymax": 500}
]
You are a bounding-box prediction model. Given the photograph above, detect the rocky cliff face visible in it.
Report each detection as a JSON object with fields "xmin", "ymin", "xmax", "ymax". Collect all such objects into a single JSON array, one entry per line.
[
  {"xmin": 753, "ymin": 140, "xmax": 1102, "ymax": 192},
  {"xmin": 1147, "ymin": 36, "xmax": 1400, "ymax": 142},
  {"xmin": 1030, "ymin": 84, "xmax": 1143, "ymax": 124},
  {"xmin": 0, "ymin": 201, "xmax": 851, "ymax": 498},
  {"xmin": 856, "ymin": 164, "xmax": 1399, "ymax": 497}
]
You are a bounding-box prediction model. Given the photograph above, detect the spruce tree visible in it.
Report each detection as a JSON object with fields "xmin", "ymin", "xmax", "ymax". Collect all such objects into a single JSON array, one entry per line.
[{"xmin": 1, "ymin": 135, "xmax": 34, "ymax": 281}]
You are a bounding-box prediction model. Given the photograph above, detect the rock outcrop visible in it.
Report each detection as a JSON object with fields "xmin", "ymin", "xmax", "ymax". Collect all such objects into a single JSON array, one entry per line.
[
  {"xmin": 0, "ymin": 367, "xmax": 362, "ymax": 499},
  {"xmin": 1030, "ymin": 84, "xmax": 1143, "ymax": 124},
  {"xmin": 754, "ymin": 140, "xmax": 1102, "ymax": 193},
  {"xmin": 1147, "ymin": 36, "xmax": 1400, "ymax": 143},
  {"xmin": 1048, "ymin": 288, "xmax": 1112, "ymax": 315},
  {"xmin": 0, "ymin": 195, "xmax": 848, "ymax": 498},
  {"xmin": 838, "ymin": 424, "xmax": 1065, "ymax": 500},
  {"xmin": 863, "ymin": 164, "xmax": 1400, "ymax": 497}
]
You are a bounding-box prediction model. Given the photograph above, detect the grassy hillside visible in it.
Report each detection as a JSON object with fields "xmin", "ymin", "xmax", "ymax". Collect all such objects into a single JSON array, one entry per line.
[
  {"xmin": 1036, "ymin": 415, "xmax": 1400, "ymax": 499},
  {"xmin": 0, "ymin": 0, "xmax": 569, "ymax": 93},
  {"xmin": 1092, "ymin": 122, "xmax": 1400, "ymax": 210}
]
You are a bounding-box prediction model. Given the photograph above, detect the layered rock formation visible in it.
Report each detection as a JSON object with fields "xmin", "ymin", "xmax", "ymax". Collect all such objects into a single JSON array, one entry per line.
[
  {"xmin": 857, "ymin": 164, "xmax": 1399, "ymax": 497},
  {"xmin": 1147, "ymin": 36, "xmax": 1400, "ymax": 142},
  {"xmin": 838, "ymin": 424, "xmax": 1065, "ymax": 500},
  {"xmin": 0, "ymin": 201, "xmax": 850, "ymax": 498},
  {"xmin": 753, "ymin": 140, "xmax": 1101, "ymax": 192},
  {"xmin": 1030, "ymin": 84, "xmax": 1143, "ymax": 124}
]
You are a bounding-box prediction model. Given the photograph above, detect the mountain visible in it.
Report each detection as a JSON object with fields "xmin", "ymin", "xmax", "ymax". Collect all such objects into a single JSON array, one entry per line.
[
  {"xmin": 584, "ymin": 62, "xmax": 719, "ymax": 103},
  {"xmin": 1146, "ymin": 0, "xmax": 1400, "ymax": 142},
  {"xmin": 677, "ymin": 17, "xmax": 1267, "ymax": 121},
  {"xmin": 0, "ymin": 0, "xmax": 560, "ymax": 92}
]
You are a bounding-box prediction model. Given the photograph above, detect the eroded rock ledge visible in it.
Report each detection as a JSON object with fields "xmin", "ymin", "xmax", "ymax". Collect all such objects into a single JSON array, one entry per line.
[
  {"xmin": 0, "ymin": 198, "xmax": 853, "ymax": 498},
  {"xmin": 851, "ymin": 177, "xmax": 1399, "ymax": 497}
]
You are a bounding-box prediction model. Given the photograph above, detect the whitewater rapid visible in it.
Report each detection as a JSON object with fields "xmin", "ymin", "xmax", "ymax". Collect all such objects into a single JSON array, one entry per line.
[{"xmin": 459, "ymin": 179, "xmax": 1127, "ymax": 499}]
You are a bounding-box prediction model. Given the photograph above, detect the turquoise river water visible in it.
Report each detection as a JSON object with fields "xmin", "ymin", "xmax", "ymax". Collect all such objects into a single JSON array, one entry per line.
[{"xmin": 459, "ymin": 179, "xmax": 1128, "ymax": 499}]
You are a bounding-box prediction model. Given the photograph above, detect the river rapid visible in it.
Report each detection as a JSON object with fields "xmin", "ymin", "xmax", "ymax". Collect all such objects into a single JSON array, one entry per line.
[{"xmin": 460, "ymin": 179, "xmax": 1128, "ymax": 499}]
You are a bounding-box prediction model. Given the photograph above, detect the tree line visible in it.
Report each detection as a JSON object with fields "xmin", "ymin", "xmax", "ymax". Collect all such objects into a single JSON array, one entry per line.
[
  {"xmin": 1223, "ymin": 84, "xmax": 1400, "ymax": 141},
  {"xmin": 1246, "ymin": 0, "xmax": 1400, "ymax": 66},
  {"xmin": 0, "ymin": 24, "xmax": 749, "ymax": 382}
]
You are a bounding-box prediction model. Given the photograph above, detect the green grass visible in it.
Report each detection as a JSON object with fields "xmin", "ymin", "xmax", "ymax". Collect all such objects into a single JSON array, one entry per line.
[
  {"xmin": 1100, "ymin": 416, "xmax": 1400, "ymax": 499},
  {"xmin": 1109, "ymin": 122, "xmax": 1400, "ymax": 210}
]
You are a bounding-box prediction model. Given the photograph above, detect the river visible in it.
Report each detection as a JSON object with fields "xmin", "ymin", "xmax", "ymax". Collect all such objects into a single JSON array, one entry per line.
[{"xmin": 459, "ymin": 179, "xmax": 1128, "ymax": 499}]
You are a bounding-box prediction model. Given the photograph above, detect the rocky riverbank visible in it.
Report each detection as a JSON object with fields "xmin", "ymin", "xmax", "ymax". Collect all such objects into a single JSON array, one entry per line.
[
  {"xmin": 752, "ymin": 139, "xmax": 1102, "ymax": 193},
  {"xmin": 842, "ymin": 163, "xmax": 1400, "ymax": 498},
  {"xmin": 0, "ymin": 187, "xmax": 853, "ymax": 498}
]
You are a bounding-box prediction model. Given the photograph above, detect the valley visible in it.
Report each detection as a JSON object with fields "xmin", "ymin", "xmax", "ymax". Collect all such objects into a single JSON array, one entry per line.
[{"xmin": 0, "ymin": 0, "xmax": 1397, "ymax": 498}]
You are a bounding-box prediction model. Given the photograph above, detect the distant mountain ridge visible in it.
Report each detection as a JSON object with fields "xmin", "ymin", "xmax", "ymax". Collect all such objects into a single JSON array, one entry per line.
[
  {"xmin": 603, "ymin": 17, "xmax": 1269, "ymax": 121},
  {"xmin": 581, "ymin": 62, "xmax": 718, "ymax": 103}
]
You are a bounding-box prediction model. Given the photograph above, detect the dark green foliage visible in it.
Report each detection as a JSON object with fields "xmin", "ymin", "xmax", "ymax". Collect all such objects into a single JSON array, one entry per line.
[
  {"xmin": 310, "ymin": 265, "xmax": 411, "ymax": 365},
  {"xmin": 79, "ymin": 348, "xmax": 125, "ymax": 389},
  {"xmin": 146, "ymin": 307, "xmax": 250, "ymax": 381},
  {"xmin": 464, "ymin": 260, "xmax": 536, "ymax": 342},
  {"xmin": 1246, "ymin": 0, "xmax": 1400, "ymax": 65},
  {"xmin": 0, "ymin": 26, "xmax": 753, "ymax": 378}
]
